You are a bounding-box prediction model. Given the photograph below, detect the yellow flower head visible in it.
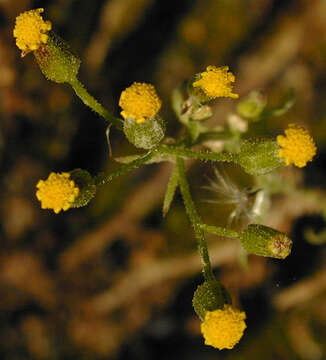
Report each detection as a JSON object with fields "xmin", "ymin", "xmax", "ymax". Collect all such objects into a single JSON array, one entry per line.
[
  {"xmin": 36, "ymin": 172, "xmax": 79, "ymax": 214},
  {"xmin": 277, "ymin": 124, "xmax": 317, "ymax": 168},
  {"xmin": 201, "ymin": 305, "xmax": 246, "ymax": 350},
  {"xmin": 119, "ymin": 82, "xmax": 162, "ymax": 123},
  {"xmin": 13, "ymin": 8, "xmax": 52, "ymax": 54},
  {"xmin": 193, "ymin": 66, "xmax": 238, "ymax": 100}
]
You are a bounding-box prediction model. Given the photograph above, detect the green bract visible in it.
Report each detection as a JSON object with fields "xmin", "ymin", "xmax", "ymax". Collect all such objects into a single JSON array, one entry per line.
[
  {"xmin": 34, "ymin": 32, "xmax": 81, "ymax": 83},
  {"xmin": 193, "ymin": 280, "xmax": 232, "ymax": 321},
  {"xmin": 238, "ymin": 138, "xmax": 285, "ymax": 175},
  {"xmin": 123, "ymin": 116, "xmax": 165, "ymax": 149},
  {"xmin": 70, "ymin": 169, "xmax": 96, "ymax": 208}
]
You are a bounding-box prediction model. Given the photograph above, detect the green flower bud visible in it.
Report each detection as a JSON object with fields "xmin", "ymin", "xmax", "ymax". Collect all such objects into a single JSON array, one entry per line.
[
  {"xmin": 192, "ymin": 280, "xmax": 232, "ymax": 321},
  {"xmin": 34, "ymin": 32, "xmax": 81, "ymax": 83},
  {"xmin": 123, "ymin": 116, "xmax": 165, "ymax": 149},
  {"xmin": 237, "ymin": 91, "xmax": 266, "ymax": 120},
  {"xmin": 191, "ymin": 105, "xmax": 213, "ymax": 121},
  {"xmin": 238, "ymin": 138, "xmax": 285, "ymax": 175},
  {"xmin": 240, "ymin": 224, "xmax": 292, "ymax": 259},
  {"xmin": 69, "ymin": 169, "xmax": 96, "ymax": 208}
]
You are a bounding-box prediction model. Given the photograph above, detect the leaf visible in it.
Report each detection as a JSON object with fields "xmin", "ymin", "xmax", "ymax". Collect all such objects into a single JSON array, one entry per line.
[
  {"xmin": 115, "ymin": 152, "xmax": 173, "ymax": 165},
  {"xmin": 260, "ymin": 89, "xmax": 295, "ymax": 119},
  {"xmin": 162, "ymin": 165, "xmax": 179, "ymax": 217}
]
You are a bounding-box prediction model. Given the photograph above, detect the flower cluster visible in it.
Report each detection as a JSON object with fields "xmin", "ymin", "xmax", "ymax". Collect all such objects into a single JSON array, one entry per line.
[
  {"xmin": 36, "ymin": 172, "xmax": 79, "ymax": 214},
  {"xmin": 277, "ymin": 124, "xmax": 317, "ymax": 167},
  {"xmin": 193, "ymin": 65, "xmax": 238, "ymax": 99},
  {"xmin": 13, "ymin": 8, "xmax": 319, "ymax": 354},
  {"xmin": 13, "ymin": 8, "xmax": 51, "ymax": 54},
  {"xmin": 119, "ymin": 82, "xmax": 162, "ymax": 123},
  {"xmin": 201, "ymin": 305, "xmax": 246, "ymax": 350}
]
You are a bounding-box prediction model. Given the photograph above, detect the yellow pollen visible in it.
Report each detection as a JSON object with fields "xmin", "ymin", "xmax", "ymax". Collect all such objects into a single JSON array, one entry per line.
[
  {"xmin": 200, "ymin": 305, "xmax": 246, "ymax": 350},
  {"xmin": 36, "ymin": 172, "xmax": 79, "ymax": 214},
  {"xmin": 119, "ymin": 82, "xmax": 162, "ymax": 123},
  {"xmin": 193, "ymin": 65, "xmax": 238, "ymax": 99},
  {"xmin": 277, "ymin": 124, "xmax": 317, "ymax": 168},
  {"xmin": 13, "ymin": 8, "xmax": 52, "ymax": 53}
]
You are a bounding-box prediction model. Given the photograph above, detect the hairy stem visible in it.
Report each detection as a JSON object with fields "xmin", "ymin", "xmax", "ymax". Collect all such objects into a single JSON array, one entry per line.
[
  {"xmin": 70, "ymin": 78, "xmax": 123, "ymax": 129},
  {"xmin": 201, "ymin": 224, "xmax": 240, "ymax": 239},
  {"xmin": 158, "ymin": 144, "xmax": 238, "ymax": 162},
  {"xmin": 94, "ymin": 151, "xmax": 154, "ymax": 186},
  {"xmin": 176, "ymin": 157, "xmax": 215, "ymax": 281}
]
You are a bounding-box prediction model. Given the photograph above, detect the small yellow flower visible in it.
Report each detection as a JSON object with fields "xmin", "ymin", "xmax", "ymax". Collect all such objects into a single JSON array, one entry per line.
[
  {"xmin": 36, "ymin": 172, "xmax": 79, "ymax": 214},
  {"xmin": 277, "ymin": 124, "xmax": 317, "ymax": 168},
  {"xmin": 201, "ymin": 305, "xmax": 246, "ymax": 350},
  {"xmin": 13, "ymin": 8, "xmax": 52, "ymax": 54},
  {"xmin": 119, "ymin": 82, "xmax": 162, "ymax": 123},
  {"xmin": 193, "ymin": 65, "xmax": 238, "ymax": 99}
]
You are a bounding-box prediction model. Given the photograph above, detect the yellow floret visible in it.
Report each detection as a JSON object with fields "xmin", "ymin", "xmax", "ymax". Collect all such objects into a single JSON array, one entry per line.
[
  {"xmin": 36, "ymin": 172, "xmax": 79, "ymax": 214},
  {"xmin": 13, "ymin": 8, "xmax": 52, "ymax": 53},
  {"xmin": 201, "ymin": 305, "xmax": 246, "ymax": 350},
  {"xmin": 277, "ymin": 124, "xmax": 317, "ymax": 168},
  {"xmin": 193, "ymin": 66, "xmax": 238, "ymax": 99},
  {"xmin": 119, "ymin": 82, "xmax": 162, "ymax": 123}
]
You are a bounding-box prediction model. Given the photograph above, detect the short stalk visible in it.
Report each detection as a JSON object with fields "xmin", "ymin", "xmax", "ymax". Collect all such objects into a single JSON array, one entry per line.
[
  {"xmin": 201, "ymin": 224, "xmax": 240, "ymax": 239},
  {"xmin": 176, "ymin": 157, "xmax": 215, "ymax": 281},
  {"xmin": 70, "ymin": 78, "xmax": 123, "ymax": 129}
]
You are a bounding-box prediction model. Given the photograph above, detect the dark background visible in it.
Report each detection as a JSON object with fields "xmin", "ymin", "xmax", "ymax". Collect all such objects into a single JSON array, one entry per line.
[{"xmin": 1, "ymin": 1, "xmax": 326, "ymax": 359}]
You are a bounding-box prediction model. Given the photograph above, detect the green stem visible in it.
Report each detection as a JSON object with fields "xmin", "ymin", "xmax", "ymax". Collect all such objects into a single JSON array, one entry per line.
[
  {"xmin": 94, "ymin": 151, "xmax": 154, "ymax": 186},
  {"xmin": 201, "ymin": 224, "xmax": 239, "ymax": 239},
  {"xmin": 176, "ymin": 157, "xmax": 215, "ymax": 282},
  {"xmin": 70, "ymin": 78, "xmax": 123, "ymax": 129},
  {"xmin": 158, "ymin": 144, "xmax": 238, "ymax": 163}
]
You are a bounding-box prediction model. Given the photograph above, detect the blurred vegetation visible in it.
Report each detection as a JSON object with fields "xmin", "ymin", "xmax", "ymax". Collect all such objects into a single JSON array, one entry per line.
[{"xmin": 1, "ymin": 0, "xmax": 326, "ymax": 359}]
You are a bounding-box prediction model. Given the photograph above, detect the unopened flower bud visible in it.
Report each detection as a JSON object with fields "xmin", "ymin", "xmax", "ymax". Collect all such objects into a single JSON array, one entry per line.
[
  {"xmin": 237, "ymin": 91, "xmax": 266, "ymax": 120},
  {"xmin": 240, "ymin": 224, "xmax": 292, "ymax": 259},
  {"xmin": 238, "ymin": 138, "xmax": 285, "ymax": 175},
  {"xmin": 192, "ymin": 280, "xmax": 231, "ymax": 321}
]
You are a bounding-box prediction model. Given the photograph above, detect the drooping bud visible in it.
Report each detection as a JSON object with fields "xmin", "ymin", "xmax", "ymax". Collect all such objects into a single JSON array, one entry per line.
[
  {"xmin": 239, "ymin": 224, "xmax": 292, "ymax": 259},
  {"xmin": 192, "ymin": 280, "xmax": 231, "ymax": 321},
  {"xmin": 34, "ymin": 32, "xmax": 81, "ymax": 84},
  {"xmin": 238, "ymin": 138, "xmax": 285, "ymax": 175}
]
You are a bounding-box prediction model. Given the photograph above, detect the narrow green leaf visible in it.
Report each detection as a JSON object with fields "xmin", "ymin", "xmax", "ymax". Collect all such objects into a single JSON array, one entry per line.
[
  {"xmin": 162, "ymin": 165, "xmax": 179, "ymax": 217},
  {"xmin": 115, "ymin": 152, "xmax": 173, "ymax": 165}
]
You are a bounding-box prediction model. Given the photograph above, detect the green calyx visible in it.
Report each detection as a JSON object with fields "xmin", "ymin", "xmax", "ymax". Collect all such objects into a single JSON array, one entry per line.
[
  {"xmin": 123, "ymin": 116, "xmax": 165, "ymax": 149},
  {"xmin": 192, "ymin": 280, "xmax": 232, "ymax": 321},
  {"xmin": 238, "ymin": 138, "xmax": 285, "ymax": 175},
  {"xmin": 69, "ymin": 169, "xmax": 96, "ymax": 208},
  {"xmin": 187, "ymin": 75, "xmax": 210, "ymax": 104},
  {"xmin": 240, "ymin": 224, "xmax": 292, "ymax": 259},
  {"xmin": 34, "ymin": 32, "xmax": 81, "ymax": 84}
]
